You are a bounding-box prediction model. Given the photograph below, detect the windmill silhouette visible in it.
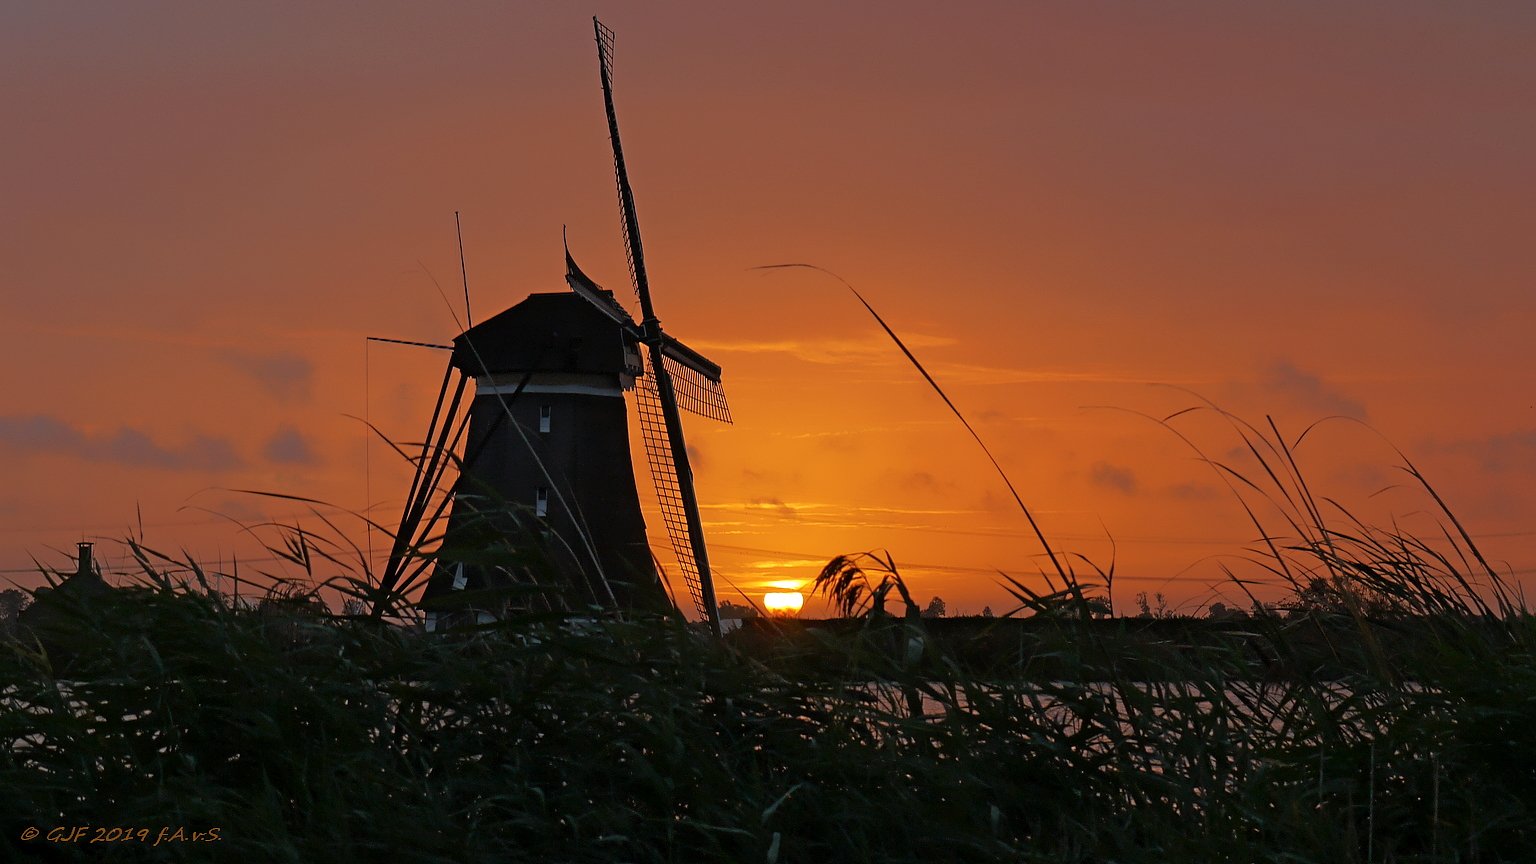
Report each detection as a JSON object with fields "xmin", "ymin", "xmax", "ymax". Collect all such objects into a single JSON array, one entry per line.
[{"xmin": 415, "ymin": 18, "xmax": 730, "ymax": 634}]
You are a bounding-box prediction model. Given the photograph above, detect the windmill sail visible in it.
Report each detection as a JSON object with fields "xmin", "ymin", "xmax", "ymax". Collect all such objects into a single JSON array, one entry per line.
[
  {"xmin": 567, "ymin": 243, "xmax": 731, "ymax": 424},
  {"xmin": 660, "ymin": 352, "xmax": 732, "ymax": 424},
  {"xmin": 634, "ymin": 352, "xmax": 709, "ymax": 618},
  {"xmin": 592, "ymin": 15, "xmax": 723, "ymax": 635}
]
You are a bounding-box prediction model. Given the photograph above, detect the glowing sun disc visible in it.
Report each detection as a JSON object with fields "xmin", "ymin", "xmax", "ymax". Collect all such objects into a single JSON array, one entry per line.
[{"xmin": 762, "ymin": 592, "xmax": 805, "ymax": 616}]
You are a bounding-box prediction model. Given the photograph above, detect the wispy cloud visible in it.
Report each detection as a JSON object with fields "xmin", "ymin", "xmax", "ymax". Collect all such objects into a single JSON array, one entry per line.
[
  {"xmin": 747, "ymin": 497, "xmax": 798, "ymax": 519},
  {"xmin": 783, "ymin": 420, "xmax": 949, "ymax": 440},
  {"xmin": 1426, "ymin": 430, "xmax": 1536, "ymax": 473},
  {"xmin": 1260, "ymin": 360, "xmax": 1367, "ymax": 419},
  {"xmin": 263, "ymin": 427, "xmax": 319, "ymax": 465},
  {"xmin": 896, "ymin": 470, "xmax": 954, "ymax": 493},
  {"xmin": 924, "ymin": 362, "xmax": 1209, "ymax": 387},
  {"xmin": 709, "ymin": 338, "xmax": 1206, "ymax": 389},
  {"xmin": 697, "ymin": 329, "xmax": 1207, "ymax": 389},
  {"xmin": 1089, "ymin": 461, "xmax": 1138, "ymax": 494},
  {"xmin": 199, "ymin": 495, "xmax": 270, "ymax": 525},
  {"xmin": 688, "ymin": 333, "xmax": 956, "ymax": 365},
  {"xmin": 0, "ymin": 414, "xmax": 242, "ymax": 471},
  {"xmin": 218, "ymin": 350, "xmax": 313, "ymax": 402},
  {"xmin": 702, "ymin": 500, "xmax": 984, "ymax": 535},
  {"xmin": 1165, "ymin": 481, "xmax": 1219, "ymax": 501},
  {"xmin": 747, "ymin": 559, "xmax": 827, "ymax": 570},
  {"xmin": 704, "ymin": 500, "xmax": 978, "ymax": 516}
]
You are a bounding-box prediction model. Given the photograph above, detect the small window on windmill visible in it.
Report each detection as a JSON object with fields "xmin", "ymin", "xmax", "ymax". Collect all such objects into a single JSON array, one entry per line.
[
  {"xmin": 621, "ymin": 335, "xmax": 643, "ymax": 379},
  {"xmin": 535, "ymin": 487, "xmax": 549, "ymax": 518},
  {"xmin": 539, "ymin": 404, "xmax": 552, "ymax": 433},
  {"xmin": 451, "ymin": 562, "xmax": 468, "ymax": 591}
]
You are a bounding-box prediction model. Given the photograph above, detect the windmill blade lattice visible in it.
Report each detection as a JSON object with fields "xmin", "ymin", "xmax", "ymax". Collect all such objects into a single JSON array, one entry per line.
[
  {"xmin": 595, "ymin": 19, "xmax": 644, "ymax": 307},
  {"xmin": 662, "ymin": 355, "xmax": 732, "ymax": 424},
  {"xmin": 634, "ymin": 352, "xmax": 708, "ymax": 618}
]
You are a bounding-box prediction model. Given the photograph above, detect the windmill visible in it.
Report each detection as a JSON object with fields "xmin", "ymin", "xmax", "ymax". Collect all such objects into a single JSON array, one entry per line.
[
  {"xmin": 565, "ymin": 16, "xmax": 731, "ymax": 636},
  {"xmin": 415, "ymin": 18, "xmax": 729, "ymax": 635}
]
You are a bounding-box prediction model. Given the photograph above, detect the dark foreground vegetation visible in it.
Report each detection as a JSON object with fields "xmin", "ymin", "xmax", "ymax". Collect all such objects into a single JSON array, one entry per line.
[
  {"xmin": 732, "ymin": 610, "xmax": 1534, "ymax": 684},
  {"xmin": 5, "ymin": 410, "xmax": 1535, "ymax": 861},
  {"xmin": 3, "ymin": 551, "xmax": 1535, "ymax": 862}
]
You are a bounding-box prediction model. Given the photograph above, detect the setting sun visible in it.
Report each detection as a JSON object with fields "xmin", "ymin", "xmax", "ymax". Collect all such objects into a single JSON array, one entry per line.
[{"xmin": 762, "ymin": 592, "xmax": 805, "ymax": 617}]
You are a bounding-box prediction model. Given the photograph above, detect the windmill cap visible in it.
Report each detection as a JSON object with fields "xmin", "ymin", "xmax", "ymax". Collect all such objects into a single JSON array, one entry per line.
[{"xmin": 452, "ymin": 292, "xmax": 634, "ymax": 377}]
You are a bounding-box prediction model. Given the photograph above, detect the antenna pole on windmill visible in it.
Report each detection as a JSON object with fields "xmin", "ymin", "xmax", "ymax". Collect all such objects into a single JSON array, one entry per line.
[
  {"xmin": 456, "ymin": 211, "xmax": 473, "ymax": 328},
  {"xmin": 594, "ymin": 16, "xmax": 721, "ymax": 637}
]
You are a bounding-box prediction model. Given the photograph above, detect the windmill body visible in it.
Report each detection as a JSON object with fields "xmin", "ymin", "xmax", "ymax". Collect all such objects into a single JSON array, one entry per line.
[{"xmin": 419, "ymin": 291, "xmax": 667, "ymax": 630}]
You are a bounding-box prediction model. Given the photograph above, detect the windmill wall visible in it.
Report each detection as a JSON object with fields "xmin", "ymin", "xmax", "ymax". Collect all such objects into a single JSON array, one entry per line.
[{"xmin": 421, "ymin": 293, "xmax": 665, "ymax": 628}]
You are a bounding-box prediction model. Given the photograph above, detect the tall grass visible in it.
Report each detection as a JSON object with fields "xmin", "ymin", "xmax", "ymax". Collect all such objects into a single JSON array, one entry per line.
[{"xmin": 5, "ymin": 418, "xmax": 1535, "ymax": 863}]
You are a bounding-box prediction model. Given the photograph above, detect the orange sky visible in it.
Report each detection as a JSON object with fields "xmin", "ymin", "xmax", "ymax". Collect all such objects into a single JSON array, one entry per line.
[{"xmin": 4, "ymin": 3, "xmax": 1534, "ymax": 617}]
